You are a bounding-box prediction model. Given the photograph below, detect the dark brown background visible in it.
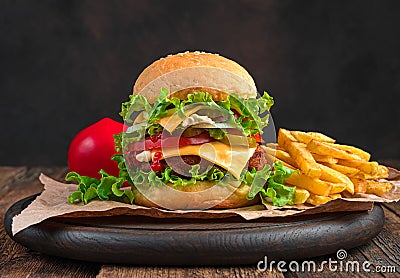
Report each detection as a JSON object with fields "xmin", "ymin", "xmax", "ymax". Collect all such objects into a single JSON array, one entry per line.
[{"xmin": 1, "ymin": 0, "xmax": 399, "ymax": 165}]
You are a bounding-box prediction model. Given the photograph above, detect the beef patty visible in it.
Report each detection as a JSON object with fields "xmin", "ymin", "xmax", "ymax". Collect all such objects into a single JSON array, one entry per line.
[{"xmin": 248, "ymin": 144, "xmax": 269, "ymax": 171}]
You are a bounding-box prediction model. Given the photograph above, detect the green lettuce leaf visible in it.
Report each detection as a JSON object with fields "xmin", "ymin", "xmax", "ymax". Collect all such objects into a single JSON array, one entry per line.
[
  {"xmin": 245, "ymin": 161, "xmax": 296, "ymax": 207},
  {"xmin": 113, "ymin": 132, "xmax": 123, "ymax": 153},
  {"xmin": 147, "ymin": 122, "xmax": 163, "ymax": 136},
  {"xmin": 227, "ymin": 91, "xmax": 274, "ymax": 135},
  {"xmin": 262, "ymin": 180, "xmax": 295, "ymax": 207},
  {"xmin": 207, "ymin": 128, "xmax": 226, "ymax": 140},
  {"xmin": 66, "ymin": 170, "xmax": 134, "ymax": 205},
  {"xmin": 111, "ymin": 154, "xmax": 133, "ymax": 185},
  {"xmin": 120, "ymin": 94, "xmax": 151, "ymax": 124},
  {"xmin": 246, "ymin": 164, "xmax": 272, "ymax": 199},
  {"xmin": 127, "ymin": 163, "xmax": 228, "ymax": 189}
]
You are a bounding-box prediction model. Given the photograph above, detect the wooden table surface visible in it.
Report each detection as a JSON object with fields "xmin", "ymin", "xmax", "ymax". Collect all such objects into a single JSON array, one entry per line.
[{"xmin": 1, "ymin": 165, "xmax": 399, "ymax": 277}]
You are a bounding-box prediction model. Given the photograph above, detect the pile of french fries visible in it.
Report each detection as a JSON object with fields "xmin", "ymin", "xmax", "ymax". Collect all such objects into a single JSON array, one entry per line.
[{"xmin": 264, "ymin": 129, "xmax": 392, "ymax": 206}]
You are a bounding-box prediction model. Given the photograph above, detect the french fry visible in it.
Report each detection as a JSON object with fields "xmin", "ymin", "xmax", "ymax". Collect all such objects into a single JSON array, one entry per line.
[
  {"xmin": 264, "ymin": 146, "xmax": 298, "ymax": 168},
  {"xmin": 273, "ymin": 157, "xmax": 296, "ymax": 170},
  {"xmin": 263, "ymin": 146, "xmax": 275, "ymax": 155},
  {"xmin": 266, "ymin": 142, "xmax": 286, "ymax": 151},
  {"xmin": 265, "ymin": 143, "xmax": 278, "ymax": 149},
  {"xmin": 306, "ymin": 194, "xmax": 332, "ymax": 205},
  {"xmin": 307, "ymin": 132, "xmax": 336, "ymax": 143},
  {"xmin": 330, "ymin": 183, "xmax": 347, "ymax": 194},
  {"xmin": 278, "ymin": 129, "xmax": 321, "ymax": 178},
  {"xmin": 276, "ymin": 150, "xmax": 297, "ymax": 167},
  {"xmin": 338, "ymin": 160, "xmax": 379, "ymax": 175},
  {"xmin": 293, "ymin": 188, "xmax": 310, "ymax": 204},
  {"xmin": 307, "ymin": 140, "xmax": 362, "ymax": 161},
  {"xmin": 321, "ymin": 162, "xmax": 360, "ymax": 177},
  {"xmin": 318, "ymin": 163, "xmax": 355, "ymax": 194},
  {"xmin": 350, "ymin": 164, "xmax": 388, "ymax": 180},
  {"xmin": 324, "ymin": 143, "xmax": 371, "ymax": 161},
  {"xmin": 291, "ymin": 130, "xmax": 335, "ymax": 144},
  {"xmin": 312, "ymin": 153, "xmax": 338, "ymax": 164},
  {"xmin": 350, "ymin": 178, "xmax": 368, "ymax": 194},
  {"xmin": 365, "ymin": 181, "xmax": 392, "ymax": 196},
  {"xmin": 275, "ymin": 129, "xmax": 392, "ymax": 205},
  {"xmin": 377, "ymin": 165, "xmax": 389, "ymax": 179},
  {"xmin": 350, "ymin": 172, "xmax": 369, "ymax": 180},
  {"xmin": 329, "ymin": 193, "xmax": 342, "ymax": 199},
  {"xmin": 286, "ymin": 172, "xmax": 331, "ymax": 196},
  {"xmin": 352, "ymin": 172, "xmax": 386, "ymax": 180}
]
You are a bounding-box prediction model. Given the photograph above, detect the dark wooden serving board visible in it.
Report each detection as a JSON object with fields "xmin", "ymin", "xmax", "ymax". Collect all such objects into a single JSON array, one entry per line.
[{"xmin": 4, "ymin": 195, "xmax": 384, "ymax": 266}]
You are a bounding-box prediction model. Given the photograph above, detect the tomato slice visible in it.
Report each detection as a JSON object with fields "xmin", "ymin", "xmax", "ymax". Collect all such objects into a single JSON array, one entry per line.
[
  {"xmin": 127, "ymin": 132, "xmax": 215, "ymax": 152},
  {"xmin": 251, "ymin": 133, "xmax": 264, "ymax": 143}
]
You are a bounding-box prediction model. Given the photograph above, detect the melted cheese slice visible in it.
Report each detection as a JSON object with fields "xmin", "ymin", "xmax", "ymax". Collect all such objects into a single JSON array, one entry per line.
[
  {"xmin": 154, "ymin": 141, "xmax": 256, "ymax": 179},
  {"xmin": 158, "ymin": 105, "xmax": 208, "ymax": 132}
]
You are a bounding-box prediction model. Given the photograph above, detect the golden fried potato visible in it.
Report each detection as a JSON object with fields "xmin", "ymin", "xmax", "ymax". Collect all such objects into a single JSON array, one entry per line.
[
  {"xmin": 329, "ymin": 193, "xmax": 342, "ymax": 199},
  {"xmin": 312, "ymin": 154, "xmax": 339, "ymax": 164},
  {"xmin": 338, "ymin": 160, "xmax": 379, "ymax": 175},
  {"xmin": 329, "ymin": 183, "xmax": 347, "ymax": 194},
  {"xmin": 279, "ymin": 129, "xmax": 321, "ymax": 178},
  {"xmin": 273, "ymin": 157, "xmax": 296, "ymax": 170},
  {"xmin": 351, "ymin": 179, "xmax": 392, "ymax": 196},
  {"xmin": 321, "ymin": 162, "xmax": 360, "ymax": 177},
  {"xmin": 350, "ymin": 178, "xmax": 368, "ymax": 194},
  {"xmin": 285, "ymin": 172, "xmax": 331, "ymax": 196},
  {"xmin": 306, "ymin": 194, "xmax": 332, "ymax": 205},
  {"xmin": 377, "ymin": 165, "xmax": 389, "ymax": 179},
  {"xmin": 275, "ymin": 129, "xmax": 391, "ymax": 205},
  {"xmin": 265, "ymin": 142, "xmax": 278, "ymax": 149},
  {"xmin": 291, "ymin": 130, "xmax": 335, "ymax": 144},
  {"xmin": 307, "ymin": 132, "xmax": 336, "ymax": 143},
  {"xmin": 318, "ymin": 163, "xmax": 354, "ymax": 194},
  {"xmin": 293, "ymin": 188, "xmax": 310, "ymax": 204},
  {"xmin": 307, "ymin": 140, "xmax": 362, "ymax": 161},
  {"xmin": 352, "ymin": 172, "xmax": 385, "ymax": 180},
  {"xmin": 264, "ymin": 146, "xmax": 298, "ymax": 168},
  {"xmin": 325, "ymin": 143, "xmax": 370, "ymax": 161},
  {"xmin": 365, "ymin": 181, "xmax": 392, "ymax": 196}
]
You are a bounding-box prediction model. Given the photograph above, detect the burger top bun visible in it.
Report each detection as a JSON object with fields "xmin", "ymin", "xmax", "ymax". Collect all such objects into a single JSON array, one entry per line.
[{"xmin": 133, "ymin": 51, "xmax": 257, "ymax": 103}]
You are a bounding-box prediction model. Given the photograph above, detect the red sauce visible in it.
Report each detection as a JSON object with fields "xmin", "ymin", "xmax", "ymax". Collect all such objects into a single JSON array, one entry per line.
[{"xmin": 150, "ymin": 151, "xmax": 163, "ymax": 171}]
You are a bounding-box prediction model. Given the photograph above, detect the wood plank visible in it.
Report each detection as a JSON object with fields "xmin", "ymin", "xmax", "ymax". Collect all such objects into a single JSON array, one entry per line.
[
  {"xmin": 382, "ymin": 202, "xmax": 400, "ymax": 218},
  {"xmin": 0, "ymin": 167, "xmax": 100, "ymax": 278},
  {"xmin": 0, "ymin": 166, "xmax": 27, "ymax": 195},
  {"xmin": 96, "ymin": 265, "xmax": 284, "ymax": 278},
  {"xmin": 382, "ymin": 205, "xmax": 400, "ymax": 228},
  {"xmin": 0, "ymin": 231, "xmax": 100, "ymax": 278},
  {"xmin": 0, "ymin": 167, "xmax": 67, "ymax": 214}
]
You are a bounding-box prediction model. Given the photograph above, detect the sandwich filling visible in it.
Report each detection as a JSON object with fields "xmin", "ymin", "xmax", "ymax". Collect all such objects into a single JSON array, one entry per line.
[
  {"xmin": 67, "ymin": 88, "xmax": 297, "ymax": 207},
  {"xmin": 115, "ymin": 88, "xmax": 274, "ymax": 188}
]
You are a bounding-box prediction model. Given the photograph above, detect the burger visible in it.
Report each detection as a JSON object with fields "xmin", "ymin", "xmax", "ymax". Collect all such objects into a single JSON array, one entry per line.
[{"xmin": 67, "ymin": 51, "xmax": 296, "ymax": 209}]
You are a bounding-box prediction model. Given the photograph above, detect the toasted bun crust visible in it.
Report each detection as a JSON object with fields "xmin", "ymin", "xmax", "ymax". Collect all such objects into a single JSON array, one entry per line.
[
  {"xmin": 133, "ymin": 51, "xmax": 257, "ymax": 103},
  {"xmin": 133, "ymin": 180, "xmax": 259, "ymax": 209}
]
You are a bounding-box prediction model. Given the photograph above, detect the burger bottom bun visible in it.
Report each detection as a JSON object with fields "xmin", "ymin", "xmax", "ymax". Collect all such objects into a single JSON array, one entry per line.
[{"xmin": 133, "ymin": 180, "xmax": 259, "ymax": 209}]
